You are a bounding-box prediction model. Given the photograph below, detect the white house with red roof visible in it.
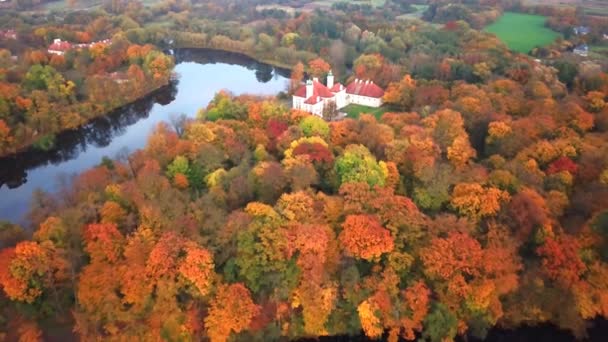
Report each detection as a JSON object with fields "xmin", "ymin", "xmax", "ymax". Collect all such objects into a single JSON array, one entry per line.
[
  {"xmin": 48, "ymin": 38, "xmax": 112, "ymax": 56},
  {"xmin": 292, "ymin": 70, "xmax": 384, "ymax": 117},
  {"xmin": 0, "ymin": 29, "xmax": 17, "ymax": 40},
  {"xmin": 48, "ymin": 38, "xmax": 73, "ymax": 55}
]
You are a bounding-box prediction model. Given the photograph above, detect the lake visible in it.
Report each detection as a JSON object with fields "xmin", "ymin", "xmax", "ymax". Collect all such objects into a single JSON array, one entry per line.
[{"xmin": 0, "ymin": 49, "xmax": 289, "ymax": 225}]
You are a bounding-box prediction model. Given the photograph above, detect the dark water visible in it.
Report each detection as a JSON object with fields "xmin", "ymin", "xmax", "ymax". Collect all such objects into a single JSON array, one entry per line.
[{"xmin": 0, "ymin": 49, "xmax": 288, "ymax": 224}]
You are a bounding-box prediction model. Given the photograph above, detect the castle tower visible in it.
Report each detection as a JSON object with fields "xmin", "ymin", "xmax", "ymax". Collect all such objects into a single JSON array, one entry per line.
[
  {"xmin": 327, "ymin": 70, "xmax": 334, "ymax": 89},
  {"xmin": 306, "ymin": 79, "xmax": 313, "ymax": 99}
]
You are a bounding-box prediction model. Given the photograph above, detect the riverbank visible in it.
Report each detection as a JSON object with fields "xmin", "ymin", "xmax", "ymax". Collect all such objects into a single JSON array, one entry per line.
[
  {"xmin": 171, "ymin": 41, "xmax": 298, "ymax": 71},
  {"xmin": 0, "ymin": 80, "xmax": 176, "ymax": 162},
  {"xmin": 0, "ymin": 76, "xmax": 174, "ymax": 159},
  {"xmin": 0, "ymin": 45, "xmax": 294, "ymax": 160},
  {"xmin": 0, "ymin": 54, "xmax": 289, "ymax": 225}
]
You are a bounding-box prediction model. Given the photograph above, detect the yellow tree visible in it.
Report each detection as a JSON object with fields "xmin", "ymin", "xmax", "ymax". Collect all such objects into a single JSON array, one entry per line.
[
  {"xmin": 383, "ymin": 75, "xmax": 416, "ymax": 111},
  {"xmin": 450, "ymin": 183, "xmax": 510, "ymax": 221}
]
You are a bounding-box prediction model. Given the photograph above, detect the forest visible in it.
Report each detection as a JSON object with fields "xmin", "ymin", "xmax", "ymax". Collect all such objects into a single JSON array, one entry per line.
[{"xmin": 1, "ymin": 0, "xmax": 608, "ymax": 341}]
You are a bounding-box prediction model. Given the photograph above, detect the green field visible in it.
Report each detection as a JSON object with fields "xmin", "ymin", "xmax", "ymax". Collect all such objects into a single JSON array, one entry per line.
[
  {"xmin": 485, "ymin": 12, "xmax": 560, "ymax": 53},
  {"xmin": 343, "ymin": 104, "xmax": 387, "ymax": 120},
  {"xmin": 396, "ymin": 4, "xmax": 428, "ymax": 20}
]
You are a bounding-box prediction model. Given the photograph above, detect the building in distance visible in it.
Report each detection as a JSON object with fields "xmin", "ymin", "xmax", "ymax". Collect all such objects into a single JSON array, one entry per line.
[{"xmin": 292, "ymin": 70, "xmax": 384, "ymax": 117}]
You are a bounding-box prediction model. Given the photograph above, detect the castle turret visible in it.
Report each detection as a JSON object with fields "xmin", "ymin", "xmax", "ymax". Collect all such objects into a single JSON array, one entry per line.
[
  {"xmin": 327, "ymin": 70, "xmax": 334, "ymax": 89},
  {"xmin": 306, "ymin": 79, "xmax": 313, "ymax": 99}
]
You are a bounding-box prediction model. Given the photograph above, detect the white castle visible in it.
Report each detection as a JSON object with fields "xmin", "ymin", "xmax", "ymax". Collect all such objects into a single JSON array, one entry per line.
[{"xmin": 292, "ymin": 70, "xmax": 385, "ymax": 117}]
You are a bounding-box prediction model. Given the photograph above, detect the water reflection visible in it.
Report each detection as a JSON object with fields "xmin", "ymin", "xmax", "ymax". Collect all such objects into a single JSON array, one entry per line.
[
  {"xmin": 0, "ymin": 49, "xmax": 289, "ymax": 224},
  {"xmin": 0, "ymin": 85, "xmax": 178, "ymax": 190},
  {"xmin": 174, "ymin": 48, "xmax": 291, "ymax": 79}
]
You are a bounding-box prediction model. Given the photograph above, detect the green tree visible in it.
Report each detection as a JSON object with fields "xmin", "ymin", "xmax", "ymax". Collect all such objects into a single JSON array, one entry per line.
[
  {"xmin": 204, "ymin": 92, "xmax": 247, "ymax": 121},
  {"xmin": 166, "ymin": 155, "xmax": 190, "ymax": 179},
  {"xmin": 423, "ymin": 303, "xmax": 458, "ymax": 342},
  {"xmin": 299, "ymin": 115, "xmax": 330, "ymax": 138},
  {"xmin": 335, "ymin": 145, "xmax": 387, "ymax": 187},
  {"xmin": 23, "ymin": 65, "xmax": 65, "ymax": 93}
]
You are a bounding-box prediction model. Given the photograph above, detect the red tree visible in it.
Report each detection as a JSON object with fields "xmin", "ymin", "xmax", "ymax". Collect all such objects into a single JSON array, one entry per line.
[{"xmin": 339, "ymin": 215, "xmax": 394, "ymax": 261}]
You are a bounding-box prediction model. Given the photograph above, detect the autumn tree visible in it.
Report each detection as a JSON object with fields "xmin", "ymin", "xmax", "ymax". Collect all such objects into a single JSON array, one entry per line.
[
  {"xmin": 537, "ymin": 235, "xmax": 586, "ymax": 288},
  {"xmin": 450, "ymin": 183, "xmax": 510, "ymax": 221},
  {"xmin": 339, "ymin": 215, "xmax": 394, "ymax": 261},
  {"xmin": 299, "ymin": 115, "xmax": 330, "ymax": 138},
  {"xmin": 308, "ymin": 58, "xmax": 331, "ymax": 78},
  {"xmin": 290, "ymin": 62, "xmax": 304, "ymax": 93},
  {"xmin": 0, "ymin": 120, "xmax": 13, "ymax": 151},
  {"xmin": 204, "ymin": 283, "xmax": 260, "ymax": 342},
  {"xmin": 322, "ymin": 100, "xmax": 339, "ymax": 121},
  {"xmin": 335, "ymin": 145, "xmax": 387, "ymax": 187},
  {"xmin": 0, "ymin": 241, "xmax": 68, "ymax": 304},
  {"xmin": 383, "ymin": 75, "xmax": 416, "ymax": 111}
]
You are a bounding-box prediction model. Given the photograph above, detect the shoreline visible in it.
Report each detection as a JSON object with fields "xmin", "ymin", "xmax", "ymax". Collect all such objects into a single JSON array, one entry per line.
[
  {"xmin": 0, "ymin": 46, "xmax": 293, "ymax": 159},
  {"xmin": 171, "ymin": 44, "xmax": 296, "ymax": 71},
  {"xmin": 0, "ymin": 81, "xmax": 175, "ymax": 161}
]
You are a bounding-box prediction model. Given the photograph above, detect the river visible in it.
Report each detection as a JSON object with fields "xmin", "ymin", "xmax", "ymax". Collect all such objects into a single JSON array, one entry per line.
[{"xmin": 0, "ymin": 49, "xmax": 289, "ymax": 225}]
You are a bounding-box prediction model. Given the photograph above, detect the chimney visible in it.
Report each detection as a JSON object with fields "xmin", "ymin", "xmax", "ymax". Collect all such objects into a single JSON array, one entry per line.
[
  {"xmin": 327, "ymin": 70, "xmax": 334, "ymax": 89},
  {"xmin": 54, "ymin": 38, "xmax": 61, "ymax": 44},
  {"xmin": 306, "ymin": 79, "xmax": 313, "ymax": 99},
  {"xmin": 313, "ymin": 77, "xmax": 319, "ymax": 83}
]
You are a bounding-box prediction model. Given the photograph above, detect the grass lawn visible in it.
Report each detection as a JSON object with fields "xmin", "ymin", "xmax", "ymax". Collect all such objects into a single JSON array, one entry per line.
[
  {"xmin": 342, "ymin": 104, "xmax": 388, "ymax": 120},
  {"xmin": 485, "ymin": 12, "xmax": 560, "ymax": 53},
  {"xmin": 396, "ymin": 4, "xmax": 428, "ymax": 20}
]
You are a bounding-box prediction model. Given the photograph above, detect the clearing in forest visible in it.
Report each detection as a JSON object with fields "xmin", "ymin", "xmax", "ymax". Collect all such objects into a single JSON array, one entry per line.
[
  {"xmin": 342, "ymin": 104, "xmax": 387, "ymax": 120},
  {"xmin": 485, "ymin": 12, "xmax": 560, "ymax": 53}
]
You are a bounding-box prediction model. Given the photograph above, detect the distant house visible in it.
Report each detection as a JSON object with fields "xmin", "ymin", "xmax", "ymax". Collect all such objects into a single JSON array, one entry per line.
[
  {"xmin": 574, "ymin": 26, "xmax": 590, "ymax": 36},
  {"xmin": 0, "ymin": 29, "xmax": 17, "ymax": 40},
  {"xmin": 48, "ymin": 38, "xmax": 72, "ymax": 55},
  {"xmin": 109, "ymin": 72, "xmax": 129, "ymax": 84},
  {"xmin": 574, "ymin": 44, "xmax": 589, "ymax": 57},
  {"xmin": 603, "ymin": 33, "xmax": 608, "ymax": 40},
  {"xmin": 74, "ymin": 39, "xmax": 111, "ymax": 49},
  {"xmin": 292, "ymin": 69, "xmax": 385, "ymax": 118},
  {"xmin": 48, "ymin": 38, "xmax": 111, "ymax": 55}
]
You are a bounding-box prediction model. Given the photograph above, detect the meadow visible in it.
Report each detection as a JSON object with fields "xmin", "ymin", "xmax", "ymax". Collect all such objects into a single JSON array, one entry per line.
[
  {"xmin": 485, "ymin": 12, "xmax": 560, "ymax": 53},
  {"xmin": 342, "ymin": 104, "xmax": 388, "ymax": 120}
]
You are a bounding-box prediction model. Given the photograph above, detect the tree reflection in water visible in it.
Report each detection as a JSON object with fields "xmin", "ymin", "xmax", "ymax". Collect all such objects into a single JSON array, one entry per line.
[
  {"xmin": 0, "ymin": 48, "xmax": 289, "ymax": 225},
  {"xmin": 0, "ymin": 83, "xmax": 178, "ymax": 189}
]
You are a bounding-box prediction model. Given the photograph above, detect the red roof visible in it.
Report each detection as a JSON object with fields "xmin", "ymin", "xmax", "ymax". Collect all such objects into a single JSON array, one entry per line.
[
  {"xmin": 0, "ymin": 30, "xmax": 16, "ymax": 39},
  {"xmin": 48, "ymin": 40, "xmax": 72, "ymax": 51},
  {"xmin": 294, "ymin": 80, "xmax": 336, "ymax": 99},
  {"xmin": 304, "ymin": 96, "xmax": 323, "ymax": 105},
  {"xmin": 345, "ymin": 80, "xmax": 384, "ymax": 98},
  {"xmin": 329, "ymin": 83, "xmax": 344, "ymax": 92}
]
